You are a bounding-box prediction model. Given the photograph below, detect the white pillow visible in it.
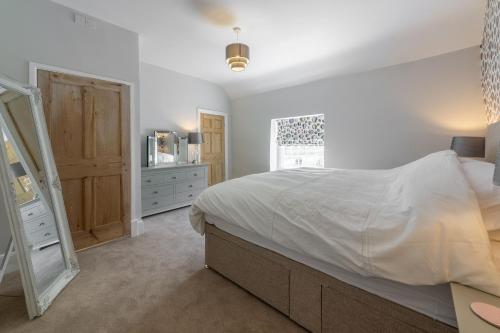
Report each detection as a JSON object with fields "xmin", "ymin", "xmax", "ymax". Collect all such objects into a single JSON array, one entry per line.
[{"xmin": 460, "ymin": 158, "xmax": 500, "ymax": 232}]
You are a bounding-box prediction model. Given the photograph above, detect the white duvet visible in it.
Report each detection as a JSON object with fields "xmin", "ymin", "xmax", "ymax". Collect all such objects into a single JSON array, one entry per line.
[{"xmin": 190, "ymin": 151, "xmax": 500, "ymax": 296}]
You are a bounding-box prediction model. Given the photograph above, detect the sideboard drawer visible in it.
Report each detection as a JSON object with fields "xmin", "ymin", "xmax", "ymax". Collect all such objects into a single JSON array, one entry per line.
[
  {"xmin": 175, "ymin": 179, "xmax": 206, "ymax": 193},
  {"xmin": 186, "ymin": 167, "xmax": 205, "ymax": 179},
  {"xmin": 24, "ymin": 216, "xmax": 52, "ymax": 234},
  {"xmin": 164, "ymin": 172, "xmax": 186, "ymax": 183},
  {"xmin": 175, "ymin": 190, "xmax": 201, "ymax": 203},
  {"xmin": 20, "ymin": 202, "xmax": 45, "ymax": 222},
  {"xmin": 142, "ymin": 173, "xmax": 164, "ymax": 187},
  {"xmin": 142, "ymin": 184, "xmax": 174, "ymax": 199},
  {"xmin": 27, "ymin": 225, "xmax": 58, "ymax": 247},
  {"xmin": 142, "ymin": 195, "xmax": 174, "ymax": 211}
]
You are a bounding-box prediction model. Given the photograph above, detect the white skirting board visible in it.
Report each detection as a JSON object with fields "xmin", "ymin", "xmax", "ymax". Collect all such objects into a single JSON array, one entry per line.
[{"xmin": 131, "ymin": 218, "xmax": 145, "ymax": 237}]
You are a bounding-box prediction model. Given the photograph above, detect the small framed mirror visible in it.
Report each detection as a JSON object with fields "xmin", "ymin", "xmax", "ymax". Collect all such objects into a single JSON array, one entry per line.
[
  {"xmin": 146, "ymin": 135, "xmax": 157, "ymax": 167},
  {"xmin": 0, "ymin": 75, "xmax": 79, "ymax": 319}
]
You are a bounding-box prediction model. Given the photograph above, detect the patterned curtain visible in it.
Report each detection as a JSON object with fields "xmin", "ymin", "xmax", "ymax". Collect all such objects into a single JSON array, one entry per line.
[
  {"xmin": 482, "ymin": 0, "xmax": 500, "ymax": 124},
  {"xmin": 276, "ymin": 114, "xmax": 324, "ymax": 146}
]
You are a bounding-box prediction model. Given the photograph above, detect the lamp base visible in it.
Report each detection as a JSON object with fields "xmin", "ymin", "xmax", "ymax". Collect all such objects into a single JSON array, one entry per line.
[{"xmin": 194, "ymin": 145, "xmax": 200, "ymax": 164}]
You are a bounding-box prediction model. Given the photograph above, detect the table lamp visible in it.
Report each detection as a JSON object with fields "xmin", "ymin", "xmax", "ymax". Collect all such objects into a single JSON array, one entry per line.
[
  {"xmin": 450, "ymin": 136, "xmax": 485, "ymax": 158},
  {"xmin": 188, "ymin": 132, "xmax": 204, "ymax": 164}
]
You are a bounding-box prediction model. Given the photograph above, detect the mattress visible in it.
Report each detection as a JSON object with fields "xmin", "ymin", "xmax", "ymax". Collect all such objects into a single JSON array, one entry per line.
[{"xmin": 205, "ymin": 214, "xmax": 458, "ymax": 328}]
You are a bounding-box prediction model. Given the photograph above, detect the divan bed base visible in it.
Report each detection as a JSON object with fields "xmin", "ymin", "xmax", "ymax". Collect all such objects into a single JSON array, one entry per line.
[{"xmin": 204, "ymin": 222, "xmax": 457, "ymax": 333}]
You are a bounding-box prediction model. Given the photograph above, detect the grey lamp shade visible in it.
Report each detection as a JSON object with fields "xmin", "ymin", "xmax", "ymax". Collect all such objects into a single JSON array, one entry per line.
[
  {"xmin": 450, "ymin": 136, "xmax": 485, "ymax": 158},
  {"xmin": 494, "ymin": 144, "xmax": 500, "ymax": 186},
  {"xmin": 188, "ymin": 132, "xmax": 204, "ymax": 144}
]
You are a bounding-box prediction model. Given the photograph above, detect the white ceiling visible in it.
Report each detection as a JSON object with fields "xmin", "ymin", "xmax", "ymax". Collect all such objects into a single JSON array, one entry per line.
[{"xmin": 52, "ymin": 0, "xmax": 486, "ymax": 99}]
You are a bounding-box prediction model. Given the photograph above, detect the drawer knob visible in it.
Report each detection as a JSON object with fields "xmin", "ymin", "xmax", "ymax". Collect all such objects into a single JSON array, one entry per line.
[
  {"xmin": 152, "ymin": 202, "xmax": 158, "ymax": 205},
  {"xmin": 28, "ymin": 212, "xmax": 34, "ymax": 216},
  {"xmin": 188, "ymin": 185, "xmax": 193, "ymax": 188},
  {"xmin": 172, "ymin": 176, "xmax": 177, "ymax": 179},
  {"xmin": 194, "ymin": 173, "xmax": 198, "ymax": 176},
  {"xmin": 44, "ymin": 232, "xmax": 51, "ymax": 237},
  {"xmin": 153, "ymin": 191, "xmax": 158, "ymax": 194},
  {"xmin": 146, "ymin": 180, "xmax": 152, "ymax": 183},
  {"xmin": 188, "ymin": 194, "xmax": 193, "ymax": 198},
  {"xmin": 39, "ymin": 222, "xmax": 45, "ymax": 227}
]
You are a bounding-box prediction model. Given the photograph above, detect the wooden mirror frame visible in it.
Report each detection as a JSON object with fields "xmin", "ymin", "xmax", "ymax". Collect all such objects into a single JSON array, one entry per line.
[{"xmin": 0, "ymin": 75, "xmax": 79, "ymax": 319}]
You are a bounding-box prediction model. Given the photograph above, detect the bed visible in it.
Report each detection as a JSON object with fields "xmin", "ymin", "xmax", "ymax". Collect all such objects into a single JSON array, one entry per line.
[{"xmin": 189, "ymin": 123, "xmax": 500, "ymax": 333}]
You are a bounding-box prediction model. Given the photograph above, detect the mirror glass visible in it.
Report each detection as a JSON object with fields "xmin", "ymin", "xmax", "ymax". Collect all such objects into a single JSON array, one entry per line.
[
  {"xmin": 155, "ymin": 130, "xmax": 178, "ymax": 164},
  {"xmin": 146, "ymin": 135, "xmax": 157, "ymax": 167},
  {"xmin": 178, "ymin": 135, "xmax": 188, "ymax": 164},
  {"xmin": 0, "ymin": 91, "xmax": 66, "ymax": 295}
]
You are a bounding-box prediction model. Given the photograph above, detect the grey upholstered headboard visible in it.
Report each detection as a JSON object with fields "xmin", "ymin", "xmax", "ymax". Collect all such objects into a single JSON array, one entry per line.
[{"xmin": 486, "ymin": 121, "xmax": 500, "ymax": 163}]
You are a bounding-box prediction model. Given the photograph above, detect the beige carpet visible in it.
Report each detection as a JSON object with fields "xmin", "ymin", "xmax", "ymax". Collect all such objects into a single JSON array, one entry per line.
[{"xmin": 0, "ymin": 208, "xmax": 305, "ymax": 333}]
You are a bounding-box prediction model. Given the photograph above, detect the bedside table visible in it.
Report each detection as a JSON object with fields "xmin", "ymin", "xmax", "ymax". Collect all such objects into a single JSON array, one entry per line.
[{"xmin": 451, "ymin": 282, "xmax": 500, "ymax": 332}]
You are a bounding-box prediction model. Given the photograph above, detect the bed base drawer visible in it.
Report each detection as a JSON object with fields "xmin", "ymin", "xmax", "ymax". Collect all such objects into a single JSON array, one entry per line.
[
  {"xmin": 323, "ymin": 286, "xmax": 422, "ymax": 333},
  {"xmin": 290, "ymin": 268, "xmax": 322, "ymax": 332},
  {"xmin": 321, "ymin": 278, "xmax": 456, "ymax": 333},
  {"xmin": 205, "ymin": 231, "xmax": 290, "ymax": 315}
]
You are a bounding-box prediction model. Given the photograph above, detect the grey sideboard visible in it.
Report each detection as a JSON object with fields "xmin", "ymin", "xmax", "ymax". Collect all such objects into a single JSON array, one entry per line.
[
  {"xmin": 141, "ymin": 163, "xmax": 209, "ymax": 217},
  {"xmin": 20, "ymin": 198, "xmax": 59, "ymax": 249}
]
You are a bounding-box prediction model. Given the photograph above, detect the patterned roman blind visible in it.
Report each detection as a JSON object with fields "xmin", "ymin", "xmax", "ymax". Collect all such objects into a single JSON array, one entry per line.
[
  {"xmin": 276, "ymin": 114, "xmax": 324, "ymax": 146},
  {"xmin": 482, "ymin": 0, "xmax": 500, "ymax": 124}
]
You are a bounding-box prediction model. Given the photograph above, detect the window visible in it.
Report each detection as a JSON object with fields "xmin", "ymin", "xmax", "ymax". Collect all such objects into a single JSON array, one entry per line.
[{"xmin": 270, "ymin": 114, "xmax": 325, "ymax": 171}]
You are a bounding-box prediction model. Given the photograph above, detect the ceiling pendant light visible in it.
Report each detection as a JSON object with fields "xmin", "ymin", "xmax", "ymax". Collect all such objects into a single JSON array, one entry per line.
[{"xmin": 226, "ymin": 27, "xmax": 250, "ymax": 72}]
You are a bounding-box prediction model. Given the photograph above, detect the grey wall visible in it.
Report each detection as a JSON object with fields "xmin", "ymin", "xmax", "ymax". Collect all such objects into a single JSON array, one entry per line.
[
  {"xmin": 0, "ymin": 0, "xmax": 142, "ymax": 234},
  {"xmin": 231, "ymin": 47, "xmax": 487, "ymax": 177},
  {"xmin": 140, "ymin": 62, "xmax": 231, "ymax": 175}
]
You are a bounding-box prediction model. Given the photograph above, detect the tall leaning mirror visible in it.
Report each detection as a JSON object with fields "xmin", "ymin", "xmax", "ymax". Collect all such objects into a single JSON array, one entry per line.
[{"xmin": 0, "ymin": 75, "xmax": 79, "ymax": 319}]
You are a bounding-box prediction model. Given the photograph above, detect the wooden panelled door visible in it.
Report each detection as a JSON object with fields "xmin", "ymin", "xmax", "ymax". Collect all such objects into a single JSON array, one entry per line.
[
  {"xmin": 200, "ymin": 113, "xmax": 225, "ymax": 186},
  {"xmin": 37, "ymin": 70, "xmax": 130, "ymax": 250}
]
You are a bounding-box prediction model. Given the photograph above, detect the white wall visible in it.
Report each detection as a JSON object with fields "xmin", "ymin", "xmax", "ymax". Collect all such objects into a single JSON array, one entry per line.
[
  {"xmin": 0, "ymin": 0, "xmax": 142, "ymax": 243},
  {"xmin": 140, "ymin": 62, "xmax": 231, "ymax": 175},
  {"xmin": 231, "ymin": 47, "xmax": 487, "ymax": 177}
]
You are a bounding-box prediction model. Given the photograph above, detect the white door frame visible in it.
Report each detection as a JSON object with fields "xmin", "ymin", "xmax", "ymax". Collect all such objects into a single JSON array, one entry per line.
[
  {"xmin": 28, "ymin": 62, "xmax": 143, "ymax": 237},
  {"xmin": 196, "ymin": 108, "xmax": 229, "ymax": 181}
]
